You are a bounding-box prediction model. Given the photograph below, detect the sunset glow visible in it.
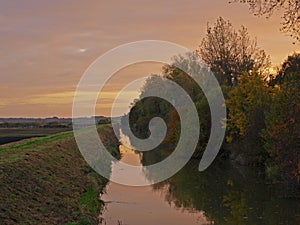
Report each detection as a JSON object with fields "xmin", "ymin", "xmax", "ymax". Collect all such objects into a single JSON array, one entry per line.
[{"xmin": 0, "ymin": 0, "xmax": 297, "ymax": 117}]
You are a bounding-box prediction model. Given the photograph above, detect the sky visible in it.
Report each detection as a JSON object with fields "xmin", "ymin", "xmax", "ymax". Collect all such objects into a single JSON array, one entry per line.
[{"xmin": 0, "ymin": 0, "xmax": 298, "ymax": 118}]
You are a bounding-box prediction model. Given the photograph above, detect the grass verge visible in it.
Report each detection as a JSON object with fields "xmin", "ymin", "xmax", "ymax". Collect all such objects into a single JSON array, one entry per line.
[{"xmin": 0, "ymin": 125, "xmax": 120, "ymax": 225}]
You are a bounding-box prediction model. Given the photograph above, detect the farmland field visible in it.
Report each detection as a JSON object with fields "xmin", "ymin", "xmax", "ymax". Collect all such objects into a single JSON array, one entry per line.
[{"xmin": 0, "ymin": 128, "xmax": 72, "ymax": 145}]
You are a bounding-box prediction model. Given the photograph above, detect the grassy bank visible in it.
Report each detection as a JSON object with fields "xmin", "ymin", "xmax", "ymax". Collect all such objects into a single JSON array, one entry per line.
[{"xmin": 0, "ymin": 125, "xmax": 120, "ymax": 225}]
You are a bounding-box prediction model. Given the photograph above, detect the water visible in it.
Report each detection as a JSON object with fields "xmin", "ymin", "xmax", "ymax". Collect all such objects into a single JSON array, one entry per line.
[{"xmin": 100, "ymin": 145, "xmax": 300, "ymax": 225}]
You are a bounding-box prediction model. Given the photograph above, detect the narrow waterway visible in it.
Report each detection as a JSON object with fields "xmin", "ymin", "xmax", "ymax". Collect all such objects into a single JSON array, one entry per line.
[
  {"xmin": 100, "ymin": 145, "xmax": 212, "ymax": 225},
  {"xmin": 100, "ymin": 144, "xmax": 300, "ymax": 225}
]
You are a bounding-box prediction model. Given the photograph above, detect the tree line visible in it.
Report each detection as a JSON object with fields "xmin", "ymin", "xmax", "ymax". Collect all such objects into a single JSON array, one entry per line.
[{"xmin": 125, "ymin": 17, "xmax": 299, "ymax": 197}]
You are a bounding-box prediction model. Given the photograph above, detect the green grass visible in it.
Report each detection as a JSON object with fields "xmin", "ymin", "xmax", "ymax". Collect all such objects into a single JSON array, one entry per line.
[
  {"xmin": 80, "ymin": 186, "xmax": 102, "ymax": 215},
  {"xmin": 0, "ymin": 125, "xmax": 111, "ymax": 164},
  {"xmin": 0, "ymin": 124, "xmax": 120, "ymax": 225},
  {"xmin": 0, "ymin": 131, "xmax": 74, "ymax": 165}
]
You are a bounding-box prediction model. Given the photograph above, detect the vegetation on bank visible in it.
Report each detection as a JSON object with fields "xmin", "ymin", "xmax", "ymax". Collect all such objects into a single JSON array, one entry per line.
[
  {"xmin": 126, "ymin": 17, "xmax": 300, "ymax": 197},
  {"xmin": 0, "ymin": 125, "xmax": 120, "ymax": 225}
]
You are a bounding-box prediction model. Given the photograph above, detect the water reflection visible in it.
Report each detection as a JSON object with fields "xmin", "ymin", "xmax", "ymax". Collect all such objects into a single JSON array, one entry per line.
[
  {"xmin": 100, "ymin": 145, "xmax": 212, "ymax": 225},
  {"xmin": 101, "ymin": 146, "xmax": 300, "ymax": 225},
  {"xmin": 142, "ymin": 150, "xmax": 300, "ymax": 225}
]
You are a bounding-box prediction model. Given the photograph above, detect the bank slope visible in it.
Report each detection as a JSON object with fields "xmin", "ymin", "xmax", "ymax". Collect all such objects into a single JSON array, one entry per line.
[{"xmin": 0, "ymin": 125, "xmax": 120, "ymax": 225}]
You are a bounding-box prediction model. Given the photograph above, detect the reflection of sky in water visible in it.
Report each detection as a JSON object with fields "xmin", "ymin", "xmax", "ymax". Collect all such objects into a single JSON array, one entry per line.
[
  {"xmin": 110, "ymin": 145, "xmax": 151, "ymax": 185},
  {"xmin": 109, "ymin": 130, "xmax": 151, "ymax": 184},
  {"xmin": 101, "ymin": 143, "xmax": 212, "ymax": 225},
  {"xmin": 102, "ymin": 140, "xmax": 300, "ymax": 224}
]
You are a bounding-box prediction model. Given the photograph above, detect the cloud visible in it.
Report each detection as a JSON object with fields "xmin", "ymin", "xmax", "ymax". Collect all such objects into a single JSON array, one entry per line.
[{"xmin": 0, "ymin": 0, "xmax": 297, "ymax": 117}]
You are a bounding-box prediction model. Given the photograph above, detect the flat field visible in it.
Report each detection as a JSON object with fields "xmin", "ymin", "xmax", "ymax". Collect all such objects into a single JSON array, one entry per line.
[{"xmin": 0, "ymin": 128, "xmax": 71, "ymax": 145}]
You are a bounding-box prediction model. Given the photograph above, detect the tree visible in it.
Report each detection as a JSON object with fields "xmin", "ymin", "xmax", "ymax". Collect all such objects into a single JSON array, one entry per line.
[
  {"xmin": 262, "ymin": 54, "xmax": 300, "ymax": 194},
  {"xmin": 162, "ymin": 54, "xmax": 205, "ymax": 103},
  {"xmin": 226, "ymin": 71, "xmax": 271, "ymax": 164},
  {"xmin": 231, "ymin": 0, "xmax": 300, "ymax": 42},
  {"xmin": 162, "ymin": 54, "xmax": 217, "ymax": 156},
  {"xmin": 126, "ymin": 53, "xmax": 215, "ymax": 157},
  {"xmin": 197, "ymin": 17, "xmax": 270, "ymax": 86},
  {"xmin": 271, "ymin": 52, "xmax": 300, "ymax": 86},
  {"xmin": 262, "ymin": 82, "xmax": 300, "ymax": 194},
  {"xmin": 127, "ymin": 75, "xmax": 173, "ymax": 139}
]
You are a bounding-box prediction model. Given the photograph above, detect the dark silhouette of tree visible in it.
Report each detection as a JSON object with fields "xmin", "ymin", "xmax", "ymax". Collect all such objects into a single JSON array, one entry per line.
[
  {"xmin": 231, "ymin": 0, "xmax": 300, "ymax": 42},
  {"xmin": 196, "ymin": 17, "xmax": 270, "ymax": 86},
  {"xmin": 262, "ymin": 80, "xmax": 300, "ymax": 195},
  {"xmin": 274, "ymin": 52, "xmax": 300, "ymax": 85}
]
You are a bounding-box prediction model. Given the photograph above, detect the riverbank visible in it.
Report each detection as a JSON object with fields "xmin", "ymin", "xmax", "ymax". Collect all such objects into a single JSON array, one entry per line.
[{"xmin": 0, "ymin": 125, "xmax": 120, "ymax": 225}]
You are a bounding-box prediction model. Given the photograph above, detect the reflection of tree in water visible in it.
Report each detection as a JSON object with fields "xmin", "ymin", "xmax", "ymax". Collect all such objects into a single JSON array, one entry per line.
[
  {"xmin": 223, "ymin": 188, "xmax": 248, "ymax": 225},
  {"xmin": 141, "ymin": 152, "xmax": 300, "ymax": 225}
]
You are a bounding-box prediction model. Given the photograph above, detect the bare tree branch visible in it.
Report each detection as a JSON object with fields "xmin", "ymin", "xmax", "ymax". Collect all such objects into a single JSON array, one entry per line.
[{"xmin": 230, "ymin": 0, "xmax": 300, "ymax": 42}]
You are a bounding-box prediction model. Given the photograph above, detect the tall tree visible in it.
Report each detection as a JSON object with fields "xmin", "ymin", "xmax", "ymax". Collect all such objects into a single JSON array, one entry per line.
[
  {"xmin": 197, "ymin": 17, "xmax": 270, "ymax": 86},
  {"xmin": 231, "ymin": 0, "xmax": 300, "ymax": 42},
  {"xmin": 263, "ymin": 54, "xmax": 300, "ymax": 194},
  {"xmin": 226, "ymin": 71, "xmax": 271, "ymax": 164},
  {"xmin": 262, "ymin": 82, "xmax": 300, "ymax": 194}
]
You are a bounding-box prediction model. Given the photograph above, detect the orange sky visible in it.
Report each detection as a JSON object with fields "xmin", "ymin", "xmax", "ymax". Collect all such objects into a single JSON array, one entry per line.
[{"xmin": 0, "ymin": 0, "xmax": 298, "ymax": 118}]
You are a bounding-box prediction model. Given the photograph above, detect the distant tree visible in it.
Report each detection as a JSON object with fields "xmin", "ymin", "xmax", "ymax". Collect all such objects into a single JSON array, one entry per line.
[
  {"xmin": 231, "ymin": 0, "xmax": 300, "ymax": 42},
  {"xmin": 98, "ymin": 118, "xmax": 111, "ymax": 125},
  {"xmin": 127, "ymin": 75, "xmax": 173, "ymax": 139},
  {"xmin": 126, "ymin": 54, "xmax": 214, "ymax": 156},
  {"xmin": 197, "ymin": 17, "xmax": 270, "ymax": 86},
  {"xmin": 43, "ymin": 121, "xmax": 67, "ymax": 128}
]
